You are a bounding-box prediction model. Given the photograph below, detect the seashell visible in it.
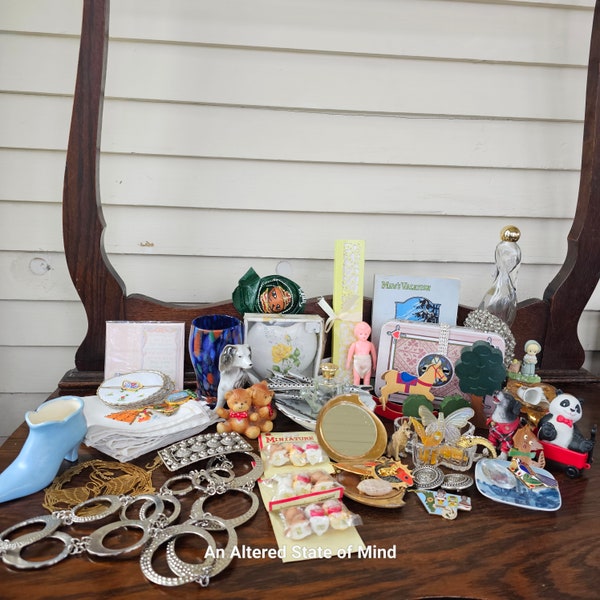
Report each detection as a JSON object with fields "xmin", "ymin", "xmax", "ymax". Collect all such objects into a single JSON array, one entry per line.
[{"xmin": 357, "ymin": 478, "xmax": 394, "ymax": 497}]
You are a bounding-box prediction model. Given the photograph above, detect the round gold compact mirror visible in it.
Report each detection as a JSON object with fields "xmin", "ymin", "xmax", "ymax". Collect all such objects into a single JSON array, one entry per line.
[{"xmin": 315, "ymin": 394, "xmax": 387, "ymax": 463}]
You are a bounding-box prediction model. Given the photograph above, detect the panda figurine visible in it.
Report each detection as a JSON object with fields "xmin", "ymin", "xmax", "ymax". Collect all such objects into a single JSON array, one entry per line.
[{"xmin": 537, "ymin": 393, "xmax": 594, "ymax": 454}]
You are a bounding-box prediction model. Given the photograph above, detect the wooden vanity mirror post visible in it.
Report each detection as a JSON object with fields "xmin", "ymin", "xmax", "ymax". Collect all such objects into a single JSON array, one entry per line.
[{"xmin": 59, "ymin": 0, "xmax": 600, "ymax": 397}]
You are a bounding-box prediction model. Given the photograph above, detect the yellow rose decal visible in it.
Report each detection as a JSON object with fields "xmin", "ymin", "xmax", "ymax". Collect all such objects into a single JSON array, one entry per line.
[
  {"xmin": 272, "ymin": 343, "xmax": 293, "ymax": 364},
  {"xmin": 271, "ymin": 341, "xmax": 302, "ymax": 374}
]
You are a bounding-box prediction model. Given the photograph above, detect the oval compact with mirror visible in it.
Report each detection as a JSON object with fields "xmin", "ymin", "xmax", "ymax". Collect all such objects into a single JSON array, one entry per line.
[
  {"xmin": 315, "ymin": 394, "xmax": 387, "ymax": 463},
  {"xmin": 316, "ymin": 394, "xmax": 409, "ymax": 508}
]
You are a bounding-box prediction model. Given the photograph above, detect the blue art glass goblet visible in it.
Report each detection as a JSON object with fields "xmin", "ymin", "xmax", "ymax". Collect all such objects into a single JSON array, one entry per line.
[{"xmin": 188, "ymin": 314, "xmax": 243, "ymax": 407}]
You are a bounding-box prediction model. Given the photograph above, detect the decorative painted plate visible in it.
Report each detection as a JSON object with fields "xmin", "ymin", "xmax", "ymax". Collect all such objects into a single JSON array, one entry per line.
[
  {"xmin": 97, "ymin": 371, "xmax": 174, "ymax": 409},
  {"xmin": 475, "ymin": 459, "xmax": 561, "ymax": 511}
]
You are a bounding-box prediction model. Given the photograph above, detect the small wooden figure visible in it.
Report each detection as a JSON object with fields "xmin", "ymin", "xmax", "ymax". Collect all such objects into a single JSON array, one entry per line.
[{"xmin": 509, "ymin": 423, "xmax": 545, "ymax": 469}]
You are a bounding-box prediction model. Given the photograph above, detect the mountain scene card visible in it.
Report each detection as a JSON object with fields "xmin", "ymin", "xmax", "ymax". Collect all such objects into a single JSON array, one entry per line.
[{"xmin": 371, "ymin": 275, "xmax": 460, "ymax": 349}]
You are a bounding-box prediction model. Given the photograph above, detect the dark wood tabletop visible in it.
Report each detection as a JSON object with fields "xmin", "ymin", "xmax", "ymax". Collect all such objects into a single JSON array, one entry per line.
[{"xmin": 1, "ymin": 383, "xmax": 598, "ymax": 600}]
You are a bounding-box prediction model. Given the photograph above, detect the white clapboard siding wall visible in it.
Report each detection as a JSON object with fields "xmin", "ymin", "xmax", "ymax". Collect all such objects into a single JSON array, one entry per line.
[{"xmin": 1, "ymin": 0, "xmax": 599, "ymax": 436}]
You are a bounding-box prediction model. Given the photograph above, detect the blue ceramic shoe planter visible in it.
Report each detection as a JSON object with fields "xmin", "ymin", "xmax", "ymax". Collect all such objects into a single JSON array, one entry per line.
[{"xmin": 0, "ymin": 396, "xmax": 87, "ymax": 503}]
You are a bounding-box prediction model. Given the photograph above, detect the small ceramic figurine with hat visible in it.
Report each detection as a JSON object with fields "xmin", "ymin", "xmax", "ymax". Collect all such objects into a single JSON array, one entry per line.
[{"xmin": 520, "ymin": 340, "xmax": 541, "ymax": 379}]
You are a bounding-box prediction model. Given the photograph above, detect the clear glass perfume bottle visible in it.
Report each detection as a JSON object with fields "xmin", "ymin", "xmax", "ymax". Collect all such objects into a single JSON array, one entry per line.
[
  {"xmin": 479, "ymin": 225, "xmax": 521, "ymax": 326},
  {"xmin": 301, "ymin": 363, "xmax": 346, "ymax": 415}
]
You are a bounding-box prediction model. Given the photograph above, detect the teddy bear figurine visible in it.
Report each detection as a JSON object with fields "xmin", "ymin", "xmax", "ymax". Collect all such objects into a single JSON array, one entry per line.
[
  {"xmin": 216, "ymin": 387, "xmax": 261, "ymax": 439},
  {"xmin": 248, "ymin": 380, "xmax": 277, "ymax": 434}
]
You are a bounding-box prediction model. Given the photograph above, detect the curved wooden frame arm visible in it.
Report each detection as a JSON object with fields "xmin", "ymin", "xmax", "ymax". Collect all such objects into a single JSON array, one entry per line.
[
  {"xmin": 61, "ymin": 0, "xmax": 600, "ymax": 388},
  {"xmin": 542, "ymin": 2, "xmax": 600, "ymax": 369},
  {"xmin": 63, "ymin": 0, "xmax": 123, "ymax": 372}
]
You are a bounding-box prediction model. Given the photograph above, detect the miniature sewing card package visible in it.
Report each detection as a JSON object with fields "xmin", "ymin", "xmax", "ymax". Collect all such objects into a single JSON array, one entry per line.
[
  {"xmin": 258, "ymin": 431, "xmax": 365, "ymax": 562},
  {"xmin": 374, "ymin": 320, "xmax": 506, "ymax": 403},
  {"xmin": 244, "ymin": 313, "xmax": 325, "ymax": 380}
]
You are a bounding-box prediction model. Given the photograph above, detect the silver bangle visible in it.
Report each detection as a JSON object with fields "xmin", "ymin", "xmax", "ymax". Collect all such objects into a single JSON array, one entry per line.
[
  {"xmin": 228, "ymin": 452, "xmax": 264, "ymax": 490},
  {"xmin": 160, "ymin": 472, "xmax": 197, "ymax": 496},
  {"xmin": 119, "ymin": 493, "xmax": 172, "ymax": 525},
  {"xmin": 166, "ymin": 516, "xmax": 238, "ymax": 583},
  {"xmin": 160, "ymin": 467, "xmax": 234, "ymax": 496},
  {"xmin": 70, "ymin": 494, "xmax": 123, "ymax": 523},
  {"xmin": 194, "ymin": 467, "xmax": 236, "ymax": 494},
  {"xmin": 86, "ymin": 519, "xmax": 150, "ymax": 558},
  {"xmin": 2, "ymin": 531, "xmax": 73, "ymax": 570},
  {"xmin": 140, "ymin": 524, "xmax": 218, "ymax": 587},
  {"xmin": 0, "ymin": 515, "xmax": 62, "ymax": 552},
  {"xmin": 189, "ymin": 487, "xmax": 259, "ymax": 529},
  {"xmin": 137, "ymin": 493, "xmax": 181, "ymax": 526}
]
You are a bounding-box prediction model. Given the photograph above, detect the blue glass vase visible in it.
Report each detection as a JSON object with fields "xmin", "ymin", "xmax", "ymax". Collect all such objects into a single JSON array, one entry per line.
[{"xmin": 189, "ymin": 314, "xmax": 243, "ymax": 405}]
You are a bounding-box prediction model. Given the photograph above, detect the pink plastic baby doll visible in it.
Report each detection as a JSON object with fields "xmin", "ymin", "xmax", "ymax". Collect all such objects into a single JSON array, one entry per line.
[{"xmin": 346, "ymin": 321, "xmax": 377, "ymax": 386}]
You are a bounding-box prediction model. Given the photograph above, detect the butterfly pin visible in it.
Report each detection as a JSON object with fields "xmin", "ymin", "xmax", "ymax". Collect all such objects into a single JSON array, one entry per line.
[{"xmin": 416, "ymin": 405, "xmax": 475, "ymax": 445}]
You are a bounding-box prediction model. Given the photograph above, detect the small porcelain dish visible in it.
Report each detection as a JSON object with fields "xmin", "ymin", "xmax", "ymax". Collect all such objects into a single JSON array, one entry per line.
[
  {"xmin": 475, "ymin": 459, "xmax": 561, "ymax": 511},
  {"xmin": 97, "ymin": 371, "xmax": 175, "ymax": 409}
]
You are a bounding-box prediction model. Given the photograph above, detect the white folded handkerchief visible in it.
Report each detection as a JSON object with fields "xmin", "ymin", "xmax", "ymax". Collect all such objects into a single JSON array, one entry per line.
[{"xmin": 82, "ymin": 395, "xmax": 219, "ymax": 462}]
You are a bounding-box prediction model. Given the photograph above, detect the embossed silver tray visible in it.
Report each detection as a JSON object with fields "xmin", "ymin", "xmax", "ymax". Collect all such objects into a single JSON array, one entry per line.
[{"xmin": 158, "ymin": 432, "xmax": 254, "ymax": 471}]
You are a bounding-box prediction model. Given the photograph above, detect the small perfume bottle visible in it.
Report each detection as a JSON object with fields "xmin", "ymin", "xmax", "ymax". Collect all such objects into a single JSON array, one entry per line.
[
  {"xmin": 301, "ymin": 363, "xmax": 345, "ymax": 415},
  {"xmin": 479, "ymin": 225, "xmax": 521, "ymax": 326},
  {"xmin": 318, "ymin": 362, "xmax": 340, "ymax": 393}
]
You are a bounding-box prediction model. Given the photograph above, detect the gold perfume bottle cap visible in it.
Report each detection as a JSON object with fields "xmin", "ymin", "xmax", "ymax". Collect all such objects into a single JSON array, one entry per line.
[
  {"xmin": 320, "ymin": 363, "xmax": 338, "ymax": 380},
  {"xmin": 500, "ymin": 225, "xmax": 521, "ymax": 243}
]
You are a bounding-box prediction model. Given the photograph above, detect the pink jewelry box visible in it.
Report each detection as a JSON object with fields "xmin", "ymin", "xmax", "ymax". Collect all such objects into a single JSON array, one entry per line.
[{"xmin": 374, "ymin": 320, "xmax": 506, "ymax": 403}]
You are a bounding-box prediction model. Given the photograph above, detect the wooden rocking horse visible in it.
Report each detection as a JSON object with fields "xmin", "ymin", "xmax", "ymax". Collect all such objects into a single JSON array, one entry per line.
[{"xmin": 379, "ymin": 357, "xmax": 448, "ymax": 410}]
